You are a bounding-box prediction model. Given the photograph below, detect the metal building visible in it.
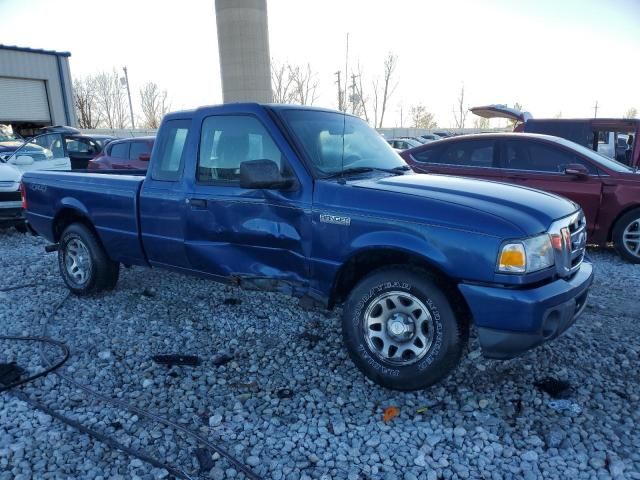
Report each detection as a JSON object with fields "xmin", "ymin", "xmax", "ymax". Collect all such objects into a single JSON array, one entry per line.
[
  {"xmin": 0, "ymin": 44, "xmax": 76, "ymax": 135},
  {"xmin": 215, "ymin": 0, "xmax": 272, "ymax": 103}
]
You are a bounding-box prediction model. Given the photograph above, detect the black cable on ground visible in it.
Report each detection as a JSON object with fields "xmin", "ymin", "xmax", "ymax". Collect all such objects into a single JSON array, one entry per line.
[
  {"xmin": 9, "ymin": 390, "xmax": 194, "ymax": 480},
  {"xmin": 1, "ymin": 283, "xmax": 263, "ymax": 480},
  {"xmin": 0, "ymin": 282, "xmax": 38, "ymax": 292},
  {"xmin": 0, "ymin": 335, "xmax": 69, "ymax": 393}
]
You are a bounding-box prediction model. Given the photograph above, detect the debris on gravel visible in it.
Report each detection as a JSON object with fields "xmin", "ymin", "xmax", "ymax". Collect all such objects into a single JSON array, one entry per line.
[{"xmin": 1, "ymin": 229, "xmax": 639, "ymax": 479}]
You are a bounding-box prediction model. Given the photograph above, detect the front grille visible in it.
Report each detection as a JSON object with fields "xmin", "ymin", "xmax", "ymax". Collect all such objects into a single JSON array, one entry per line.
[
  {"xmin": 0, "ymin": 191, "xmax": 21, "ymax": 202},
  {"xmin": 549, "ymin": 211, "xmax": 587, "ymax": 278},
  {"xmin": 568, "ymin": 213, "xmax": 587, "ymax": 274}
]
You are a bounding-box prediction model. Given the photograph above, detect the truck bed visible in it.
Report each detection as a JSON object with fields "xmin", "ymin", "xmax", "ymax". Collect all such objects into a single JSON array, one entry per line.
[{"xmin": 23, "ymin": 171, "xmax": 147, "ymax": 266}]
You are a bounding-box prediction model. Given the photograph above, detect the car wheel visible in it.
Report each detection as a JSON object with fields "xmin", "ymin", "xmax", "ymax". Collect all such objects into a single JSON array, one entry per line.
[
  {"xmin": 58, "ymin": 223, "xmax": 120, "ymax": 295},
  {"xmin": 342, "ymin": 267, "xmax": 466, "ymax": 390},
  {"xmin": 14, "ymin": 223, "xmax": 28, "ymax": 234},
  {"xmin": 613, "ymin": 209, "xmax": 640, "ymax": 264}
]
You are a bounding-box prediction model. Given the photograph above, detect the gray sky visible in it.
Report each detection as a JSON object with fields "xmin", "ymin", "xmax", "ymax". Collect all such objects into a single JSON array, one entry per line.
[{"xmin": 1, "ymin": 0, "xmax": 639, "ymax": 127}]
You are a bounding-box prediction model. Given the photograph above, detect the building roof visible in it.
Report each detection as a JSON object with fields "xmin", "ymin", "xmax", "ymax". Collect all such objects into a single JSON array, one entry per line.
[{"xmin": 0, "ymin": 44, "xmax": 71, "ymax": 57}]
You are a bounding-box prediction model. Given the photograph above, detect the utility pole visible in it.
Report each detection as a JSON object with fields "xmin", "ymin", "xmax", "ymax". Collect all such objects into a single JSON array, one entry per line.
[
  {"xmin": 122, "ymin": 66, "xmax": 135, "ymax": 129},
  {"xmin": 335, "ymin": 71, "xmax": 344, "ymax": 111},
  {"xmin": 593, "ymin": 100, "xmax": 599, "ymax": 118}
]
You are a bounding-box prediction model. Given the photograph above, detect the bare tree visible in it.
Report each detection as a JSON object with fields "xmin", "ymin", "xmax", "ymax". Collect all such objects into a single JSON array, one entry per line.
[
  {"xmin": 623, "ymin": 107, "xmax": 638, "ymax": 119},
  {"xmin": 289, "ymin": 64, "xmax": 318, "ymax": 105},
  {"xmin": 377, "ymin": 53, "xmax": 398, "ymax": 128},
  {"xmin": 94, "ymin": 70, "xmax": 129, "ymax": 129},
  {"xmin": 553, "ymin": 111, "xmax": 563, "ymax": 119},
  {"xmin": 73, "ymin": 76, "xmax": 102, "ymax": 129},
  {"xmin": 409, "ymin": 104, "xmax": 438, "ymax": 129},
  {"xmin": 334, "ymin": 71, "xmax": 347, "ymax": 112},
  {"xmin": 452, "ymin": 84, "xmax": 468, "ymax": 129},
  {"xmin": 271, "ymin": 60, "xmax": 295, "ymax": 103},
  {"xmin": 140, "ymin": 82, "xmax": 170, "ymax": 129},
  {"xmin": 472, "ymin": 116, "xmax": 490, "ymax": 129},
  {"xmin": 353, "ymin": 64, "xmax": 369, "ymax": 122},
  {"xmin": 505, "ymin": 102, "xmax": 523, "ymax": 129}
]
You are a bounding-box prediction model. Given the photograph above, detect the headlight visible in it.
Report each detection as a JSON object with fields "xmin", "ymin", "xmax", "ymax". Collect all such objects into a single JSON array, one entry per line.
[{"xmin": 497, "ymin": 233, "xmax": 554, "ymax": 274}]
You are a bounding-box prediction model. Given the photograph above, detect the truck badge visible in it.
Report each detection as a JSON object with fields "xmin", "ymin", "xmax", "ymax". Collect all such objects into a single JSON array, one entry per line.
[{"xmin": 320, "ymin": 214, "xmax": 351, "ymax": 226}]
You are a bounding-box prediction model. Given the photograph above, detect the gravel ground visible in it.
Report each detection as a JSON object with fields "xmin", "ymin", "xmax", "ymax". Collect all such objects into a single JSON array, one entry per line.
[{"xmin": 1, "ymin": 228, "xmax": 639, "ymax": 480}]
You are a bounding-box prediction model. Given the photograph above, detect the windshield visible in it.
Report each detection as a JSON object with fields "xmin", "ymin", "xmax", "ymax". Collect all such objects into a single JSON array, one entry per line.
[
  {"xmin": 550, "ymin": 136, "xmax": 634, "ymax": 173},
  {"xmin": 278, "ymin": 109, "xmax": 407, "ymax": 177}
]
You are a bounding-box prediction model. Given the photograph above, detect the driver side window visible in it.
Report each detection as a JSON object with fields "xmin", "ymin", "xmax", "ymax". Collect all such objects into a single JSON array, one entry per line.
[{"xmin": 197, "ymin": 115, "xmax": 284, "ymax": 184}]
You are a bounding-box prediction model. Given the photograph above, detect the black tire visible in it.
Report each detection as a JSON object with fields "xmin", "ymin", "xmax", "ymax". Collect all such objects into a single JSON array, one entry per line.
[
  {"xmin": 14, "ymin": 223, "xmax": 28, "ymax": 234},
  {"xmin": 612, "ymin": 209, "xmax": 640, "ymax": 264},
  {"xmin": 58, "ymin": 223, "xmax": 120, "ymax": 295},
  {"xmin": 342, "ymin": 267, "xmax": 466, "ymax": 391}
]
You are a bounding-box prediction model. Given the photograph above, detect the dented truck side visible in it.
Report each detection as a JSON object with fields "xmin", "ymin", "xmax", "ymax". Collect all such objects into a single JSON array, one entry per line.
[{"xmin": 22, "ymin": 103, "xmax": 594, "ymax": 390}]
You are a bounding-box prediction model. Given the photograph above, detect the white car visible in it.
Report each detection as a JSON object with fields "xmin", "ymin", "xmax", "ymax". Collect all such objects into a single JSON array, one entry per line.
[
  {"xmin": 4, "ymin": 132, "xmax": 71, "ymax": 173},
  {"xmin": 0, "ymin": 161, "xmax": 25, "ymax": 231},
  {"xmin": 1, "ymin": 132, "xmax": 71, "ymax": 231}
]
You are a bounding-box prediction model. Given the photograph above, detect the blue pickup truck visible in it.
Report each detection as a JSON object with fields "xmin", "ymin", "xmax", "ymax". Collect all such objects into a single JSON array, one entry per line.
[{"xmin": 22, "ymin": 103, "xmax": 594, "ymax": 390}]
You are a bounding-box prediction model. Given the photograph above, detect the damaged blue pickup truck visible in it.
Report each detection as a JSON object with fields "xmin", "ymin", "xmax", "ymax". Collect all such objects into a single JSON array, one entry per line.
[{"xmin": 22, "ymin": 104, "xmax": 593, "ymax": 390}]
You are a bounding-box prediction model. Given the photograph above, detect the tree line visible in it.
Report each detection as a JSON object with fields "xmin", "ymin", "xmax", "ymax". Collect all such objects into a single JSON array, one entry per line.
[{"xmin": 73, "ymin": 70, "xmax": 170, "ymax": 130}]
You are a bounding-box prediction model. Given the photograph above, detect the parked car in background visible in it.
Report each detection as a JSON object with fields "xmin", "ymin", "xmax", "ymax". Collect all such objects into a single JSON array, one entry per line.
[
  {"xmin": 470, "ymin": 104, "xmax": 639, "ymax": 167},
  {"xmin": 386, "ymin": 137, "xmax": 423, "ymax": 150},
  {"xmin": 419, "ymin": 133, "xmax": 443, "ymax": 142},
  {"xmin": 35, "ymin": 125, "xmax": 118, "ymax": 169},
  {"xmin": 399, "ymin": 136, "xmax": 432, "ymax": 145},
  {"xmin": 88, "ymin": 137, "xmax": 155, "ymax": 171},
  {"xmin": 402, "ymin": 132, "xmax": 640, "ymax": 262},
  {"xmin": 3, "ymin": 133, "xmax": 71, "ymax": 173},
  {"xmin": 0, "ymin": 161, "xmax": 25, "ymax": 231},
  {"xmin": 0, "ymin": 128, "xmax": 25, "ymax": 160}
]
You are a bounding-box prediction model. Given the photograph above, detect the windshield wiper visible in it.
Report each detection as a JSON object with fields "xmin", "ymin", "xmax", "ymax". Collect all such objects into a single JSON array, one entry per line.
[{"xmin": 324, "ymin": 165, "xmax": 409, "ymax": 179}]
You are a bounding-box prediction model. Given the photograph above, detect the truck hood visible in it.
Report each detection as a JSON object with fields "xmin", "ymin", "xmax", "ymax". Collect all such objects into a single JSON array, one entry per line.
[
  {"xmin": 353, "ymin": 174, "xmax": 579, "ymax": 236},
  {"xmin": 470, "ymin": 104, "xmax": 533, "ymax": 123}
]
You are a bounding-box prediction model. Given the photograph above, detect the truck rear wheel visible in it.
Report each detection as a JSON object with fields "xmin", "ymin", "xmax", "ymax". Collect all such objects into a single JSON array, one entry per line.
[
  {"xmin": 58, "ymin": 223, "xmax": 120, "ymax": 295},
  {"xmin": 613, "ymin": 209, "xmax": 640, "ymax": 263},
  {"xmin": 342, "ymin": 267, "xmax": 465, "ymax": 390}
]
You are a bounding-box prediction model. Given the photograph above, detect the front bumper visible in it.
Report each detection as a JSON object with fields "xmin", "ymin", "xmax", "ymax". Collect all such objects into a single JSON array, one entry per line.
[{"xmin": 458, "ymin": 261, "xmax": 594, "ymax": 359}]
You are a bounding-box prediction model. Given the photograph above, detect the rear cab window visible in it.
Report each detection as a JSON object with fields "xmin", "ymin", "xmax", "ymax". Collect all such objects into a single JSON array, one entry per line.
[{"xmin": 151, "ymin": 119, "xmax": 190, "ymax": 181}]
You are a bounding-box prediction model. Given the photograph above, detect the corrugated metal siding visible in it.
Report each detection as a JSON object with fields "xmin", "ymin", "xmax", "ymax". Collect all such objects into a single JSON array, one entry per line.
[
  {"xmin": 0, "ymin": 77, "xmax": 50, "ymax": 122},
  {"xmin": 0, "ymin": 48, "xmax": 74, "ymax": 126}
]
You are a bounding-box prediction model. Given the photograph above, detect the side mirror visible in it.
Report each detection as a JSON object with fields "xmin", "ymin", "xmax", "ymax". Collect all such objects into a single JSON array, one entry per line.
[
  {"xmin": 240, "ymin": 159, "xmax": 293, "ymax": 190},
  {"xmin": 10, "ymin": 155, "xmax": 35, "ymax": 166},
  {"xmin": 139, "ymin": 153, "xmax": 150, "ymax": 161},
  {"xmin": 564, "ymin": 163, "xmax": 589, "ymax": 179}
]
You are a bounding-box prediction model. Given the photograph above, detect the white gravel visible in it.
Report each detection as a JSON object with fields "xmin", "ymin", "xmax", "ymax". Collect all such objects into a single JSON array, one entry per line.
[{"xmin": 1, "ymin": 228, "xmax": 639, "ymax": 479}]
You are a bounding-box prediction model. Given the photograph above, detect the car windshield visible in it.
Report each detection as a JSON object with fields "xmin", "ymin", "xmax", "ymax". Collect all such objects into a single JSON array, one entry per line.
[
  {"xmin": 278, "ymin": 109, "xmax": 407, "ymax": 177},
  {"xmin": 550, "ymin": 136, "xmax": 634, "ymax": 172}
]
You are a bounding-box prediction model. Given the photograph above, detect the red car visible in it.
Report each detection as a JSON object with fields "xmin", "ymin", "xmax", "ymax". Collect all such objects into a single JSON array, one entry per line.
[
  {"xmin": 88, "ymin": 137, "xmax": 154, "ymax": 171},
  {"xmin": 402, "ymin": 132, "xmax": 640, "ymax": 263}
]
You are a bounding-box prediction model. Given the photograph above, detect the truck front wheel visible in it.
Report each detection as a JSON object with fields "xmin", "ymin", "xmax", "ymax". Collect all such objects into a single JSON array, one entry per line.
[
  {"xmin": 58, "ymin": 223, "xmax": 120, "ymax": 295},
  {"xmin": 342, "ymin": 267, "xmax": 465, "ymax": 390}
]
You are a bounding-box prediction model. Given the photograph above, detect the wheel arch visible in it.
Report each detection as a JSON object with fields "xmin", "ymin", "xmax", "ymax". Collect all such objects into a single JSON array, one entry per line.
[
  {"xmin": 608, "ymin": 204, "xmax": 640, "ymax": 242},
  {"xmin": 329, "ymin": 246, "xmax": 471, "ymax": 333}
]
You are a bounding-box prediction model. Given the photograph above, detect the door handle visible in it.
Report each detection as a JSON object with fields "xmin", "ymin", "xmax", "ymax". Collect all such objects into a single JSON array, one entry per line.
[{"xmin": 187, "ymin": 198, "xmax": 207, "ymax": 208}]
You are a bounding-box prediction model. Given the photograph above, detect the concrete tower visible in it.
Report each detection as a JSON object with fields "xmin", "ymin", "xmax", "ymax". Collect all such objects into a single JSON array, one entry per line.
[{"xmin": 215, "ymin": 0, "xmax": 272, "ymax": 103}]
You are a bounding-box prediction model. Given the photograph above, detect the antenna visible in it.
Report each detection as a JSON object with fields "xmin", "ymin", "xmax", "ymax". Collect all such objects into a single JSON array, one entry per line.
[{"xmin": 340, "ymin": 32, "xmax": 349, "ymax": 184}]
